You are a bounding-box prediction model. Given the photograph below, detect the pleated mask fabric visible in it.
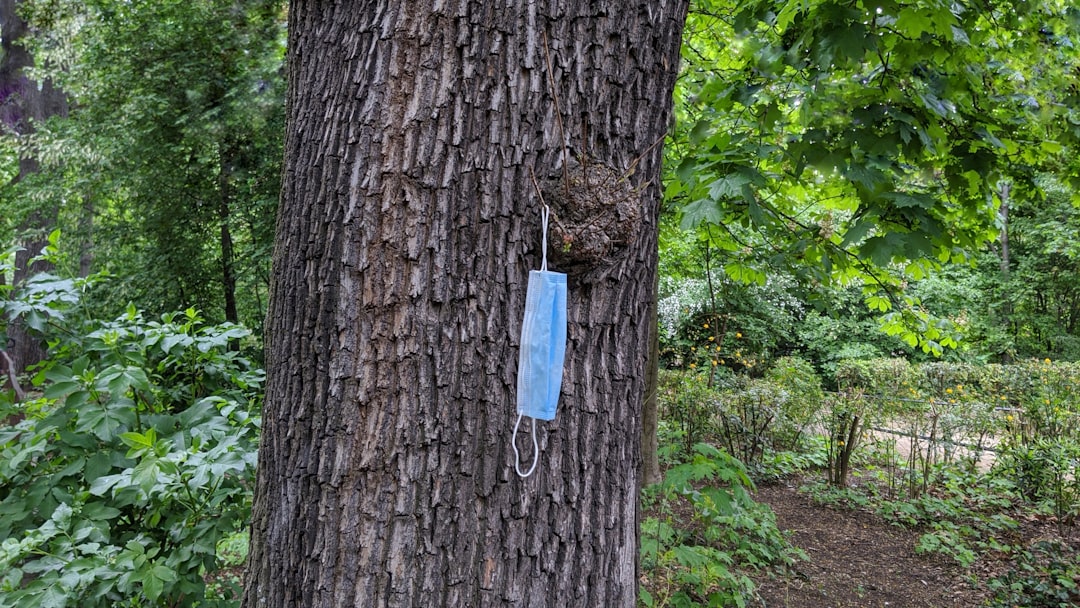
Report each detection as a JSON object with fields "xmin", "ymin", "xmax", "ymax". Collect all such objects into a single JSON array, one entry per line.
[{"xmin": 512, "ymin": 205, "xmax": 567, "ymax": 478}]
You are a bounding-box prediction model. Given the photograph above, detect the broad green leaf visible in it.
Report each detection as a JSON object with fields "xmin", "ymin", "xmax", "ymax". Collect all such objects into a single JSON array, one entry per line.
[{"xmin": 88, "ymin": 473, "xmax": 125, "ymax": 497}]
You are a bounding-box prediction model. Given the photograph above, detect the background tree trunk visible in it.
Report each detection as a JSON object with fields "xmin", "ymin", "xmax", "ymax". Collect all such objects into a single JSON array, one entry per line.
[
  {"xmin": 996, "ymin": 182, "xmax": 1013, "ymax": 362},
  {"xmin": 244, "ymin": 2, "xmax": 687, "ymax": 607},
  {"xmin": 0, "ymin": 0, "xmax": 68, "ymax": 378},
  {"xmin": 641, "ymin": 270, "xmax": 663, "ymax": 487}
]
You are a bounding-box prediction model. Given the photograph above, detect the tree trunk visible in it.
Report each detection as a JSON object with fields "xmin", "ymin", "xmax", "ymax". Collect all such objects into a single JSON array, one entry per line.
[
  {"xmin": 77, "ymin": 195, "xmax": 94, "ymax": 278},
  {"xmin": 219, "ymin": 153, "xmax": 239, "ymax": 326},
  {"xmin": 641, "ymin": 270, "xmax": 663, "ymax": 487},
  {"xmin": 996, "ymin": 182, "xmax": 1012, "ymax": 363},
  {"xmin": 0, "ymin": 0, "xmax": 68, "ymax": 377},
  {"xmin": 244, "ymin": 3, "xmax": 687, "ymax": 607}
]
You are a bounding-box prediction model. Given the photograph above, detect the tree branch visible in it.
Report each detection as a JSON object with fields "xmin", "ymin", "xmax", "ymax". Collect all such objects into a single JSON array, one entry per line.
[{"xmin": 0, "ymin": 350, "xmax": 26, "ymax": 402}]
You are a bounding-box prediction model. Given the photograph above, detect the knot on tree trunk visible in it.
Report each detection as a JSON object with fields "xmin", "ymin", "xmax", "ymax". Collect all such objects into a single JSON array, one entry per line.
[{"xmin": 541, "ymin": 156, "xmax": 643, "ymax": 273}]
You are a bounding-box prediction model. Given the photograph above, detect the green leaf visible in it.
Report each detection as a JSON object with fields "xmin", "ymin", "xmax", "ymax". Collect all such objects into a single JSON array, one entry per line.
[
  {"xmin": 81, "ymin": 501, "xmax": 121, "ymax": 522},
  {"xmin": 142, "ymin": 569, "xmax": 164, "ymax": 602},
  {"xmin": 708, "ymin": 173, "xmax": 752, "ymax": 200},
  {"xmin": 89, "ymin": 473, "xmax": 125, "ymax": 497},
  {"xmin": 85, "ymin": 452, "xmax": 113, "ymax": 482},
  {"xmin": 680, "ymin": 199, "xmax": 723, "ymax": 230},
  {"xmin": 894, "ymin": 8, "xmax": 932, "ymax": 38},
  {"xmin": 866, "ymin": 295, "xmax": 891, "ymax": 312},
  {"xmin": 43, "ymin": 380, "xmax": 81, "ymax": 400},
  {"xmin": 880, "ymin": 192, "xmax": 934, "ymax": 210},
  {"xmin": 840, "ymin": 218, "xmax": 875, "ymax": 247},
  {"xmin": 161, "ymin": 333, "xmax": 193, "ymax": 354},
  {"xmin": 133, "ymin": 457, "xmax": 161, "ymax": 495},
  {"xmin": 38, "ymin": 585, "xmax": 69, "ymax": 608},
  {"xmin": 724, "ymin": 262, "xmax": 767, "ymax": 286},
  {"xmin": 672, "ymin": 545, "xmax": 713, "ymax": 569},
  {"xmin": 120, "ymin": 429, "xmax": 157, "ymax": 458},
  {"xmin": 77, "ymin": 405, "xmax": 128, "ymax": 441},
  {"xmin": 1040, "ymin": 140, "xmax": 1063, "ymax": 154},
  {"xmin": 747, "ymin": 199, "xmax": 766, "ymax": 228}
]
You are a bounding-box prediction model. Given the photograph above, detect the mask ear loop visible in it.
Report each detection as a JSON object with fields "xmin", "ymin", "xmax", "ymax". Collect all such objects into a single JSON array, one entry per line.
[
  {"xmin": 512, "ymin": 412, "xmax": 539, "ymax": 477},
  {"xmin": 540, "ymin": 205, "xmax": 549, "ymax": 272}
]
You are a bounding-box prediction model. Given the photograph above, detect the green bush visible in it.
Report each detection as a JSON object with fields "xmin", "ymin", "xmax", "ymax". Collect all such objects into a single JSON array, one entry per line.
[
  {"xmin": 764, "ymin": 356, "xmax": 824, "ymax": 452},
  {"xmin": 714, "ymin": 376, "xmax": 786, "ymax": 469},
  {"xmin": 0, "ymin": 307, "xmax": 261, "ymax": 607},
  {"xmin": 640, "ymin": 443, "xmax": 803, "ymax": 608},
  {"xmin": 993, "ymin": 438, "xmax": 1080, "ymax": 524},
  {"xmin": 987, "ymin": 540, "xmax": 1080, "ymax": 608},
  {"xmin": 824, "ymin": 359, "xmax": 915, "ymax": 486},
  {"xmin": 659, "ymin": 370, "xmax": 722, "ymax": 458}
]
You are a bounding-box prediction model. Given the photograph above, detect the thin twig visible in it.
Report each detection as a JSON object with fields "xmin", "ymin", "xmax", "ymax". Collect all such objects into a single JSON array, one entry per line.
[
  {"xmin": 623, "ymin": 131, "xmax": 669, "ymax": 181},
  {"xmin": 541, "ymin": 30, "xmax": 571, "ymax": 201},
  {"xmin": 527, "ymin": 166, "xmax": 547, "ymax": 206}
]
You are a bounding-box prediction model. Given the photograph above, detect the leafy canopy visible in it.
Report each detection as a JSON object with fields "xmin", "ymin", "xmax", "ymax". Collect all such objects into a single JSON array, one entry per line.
[{"xmin": 667, "ymin": 0, "xmax": 1080, "ymax": 354}]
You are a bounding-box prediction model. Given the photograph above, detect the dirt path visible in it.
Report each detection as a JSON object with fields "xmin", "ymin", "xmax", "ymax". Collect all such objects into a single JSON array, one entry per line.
[{"xmin": 751, "ymin": 481, "xmax": 983, "ymax": 608}]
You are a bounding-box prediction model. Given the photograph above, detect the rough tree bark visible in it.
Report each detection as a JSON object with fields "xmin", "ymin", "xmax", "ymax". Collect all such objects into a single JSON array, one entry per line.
[
  {"xmin": 0, "ymin": 0, "xmax": 68, "ymax": 378},
  {"xmin": 244, "ymin": 2, "xmax": 687, "ymax": 607}
]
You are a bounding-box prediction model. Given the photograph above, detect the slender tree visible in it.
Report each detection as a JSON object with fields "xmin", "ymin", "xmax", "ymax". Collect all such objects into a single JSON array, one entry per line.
[
  {"xmin": 244, "ymin": 2, "xmax": 687, "ymax": 606},
  {"xmin": 0, "ymin": 0, "xmax": 68, "ymax": 378}
]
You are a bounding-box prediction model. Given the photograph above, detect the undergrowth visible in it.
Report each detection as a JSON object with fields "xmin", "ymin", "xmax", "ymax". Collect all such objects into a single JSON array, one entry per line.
[{"xmin": 639, "ymin": 442, "xmax": 804, "ymax": 608}]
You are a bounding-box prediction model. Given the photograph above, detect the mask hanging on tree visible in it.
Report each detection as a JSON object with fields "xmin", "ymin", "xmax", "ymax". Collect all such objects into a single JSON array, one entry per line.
[{"xmin": 513, "ymin": 205, "xmax": 567, "ymax": 478}]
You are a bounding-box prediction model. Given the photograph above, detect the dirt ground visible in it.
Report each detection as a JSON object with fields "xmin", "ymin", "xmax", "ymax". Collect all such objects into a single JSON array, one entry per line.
[{"xmin": 750, "ymin": 480, "xmax": 985, "ymax": 608}]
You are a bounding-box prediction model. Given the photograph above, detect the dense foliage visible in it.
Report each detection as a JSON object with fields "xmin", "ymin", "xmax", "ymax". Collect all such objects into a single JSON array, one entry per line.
[
  {"xmin": 0, "ymin": 250, "xmax": 260, "ymax": 607},
  {"xmin": 3, "ymin": 0, "xmax": 285, "ymax": 333},
  {"xmin": 666, "ymin": 0, "xmax": 1080, "ymax": 359}
]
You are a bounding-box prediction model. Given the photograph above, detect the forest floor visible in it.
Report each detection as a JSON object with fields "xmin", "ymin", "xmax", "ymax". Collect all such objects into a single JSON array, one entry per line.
[
  {"xmin": 750, "ymin": 479, "xmax": 979, "ymax": 608},
  {"xmin": 749, "ymin": 477, "xmax": 1080, "ymax": 608}
]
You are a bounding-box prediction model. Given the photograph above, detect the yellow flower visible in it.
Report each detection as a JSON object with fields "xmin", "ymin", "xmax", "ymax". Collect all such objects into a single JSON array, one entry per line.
[
  {"xmin": 720, "ymin": 359, "xmax": 725, "ymax": 365},
  {"xmin": 1045, "ymin": 358, "xmax": 1052, "ymax": 364},
  {"xmin": 715, "ymin": 346, "xmax": 721, "ymax": 351},
  {"xmin": 712, "ymin": 360, "xmax": 718, "ymax": 366},
  {"xmin": 1045, "ymin": 399, "xmax": 1051, "ymax": 405},
  {"xmin": 689, "ymin": 363, "xmax": 697, "ymax": 369},
  {"xmin": 708, "ymin": 336, "xmax": 715, "ymax": 341},
  {"xmin": 1006, "ymin": 415, "xmax": 1014, "ymax": 422},
  {"xmin": 735, "ymin": 332, "xmax": 743, "ymax": 339},
  {"xmin": 946, "ymin": 388, "xmax": 953, "ymax": 394},
  {"xmin": 703, "ymin": 323, "xmax": 709, "ymax": 329}
]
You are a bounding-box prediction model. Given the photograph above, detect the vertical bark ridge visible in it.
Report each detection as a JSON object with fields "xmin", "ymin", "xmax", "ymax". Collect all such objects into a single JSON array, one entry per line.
[{"xmin": 246, "ymin": 2, "xmax": 687, "ymax": 607}]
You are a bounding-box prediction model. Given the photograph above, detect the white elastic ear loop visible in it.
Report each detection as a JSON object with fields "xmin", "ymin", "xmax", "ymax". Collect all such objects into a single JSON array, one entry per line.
[
  {"xmin": 540, "ymin": 205, "xmax": 550, "ymax": 272},
  {"xmin": 512, "ymin": 412, "xmax": 539, "ymax": 478}
]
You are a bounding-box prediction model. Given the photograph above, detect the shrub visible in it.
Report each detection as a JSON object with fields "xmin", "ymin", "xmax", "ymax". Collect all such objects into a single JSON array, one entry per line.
[
  {"xmin": 640, "ymin": 443, "xmax": 803, "ymax": 608},
  {"xmin": 764, "ymin": 356, "xmax": 824, "ymax": 452},
  {"xmin": 0, "ymin": 307, "xmax": 261, "ymax": 607},
  {"xmin": 714, "ymin": 376, "xmax": 786, "ymax": 470},
  {"xmin": 659, "ymin": 370, "xmax": 722, "ymax": 458}
]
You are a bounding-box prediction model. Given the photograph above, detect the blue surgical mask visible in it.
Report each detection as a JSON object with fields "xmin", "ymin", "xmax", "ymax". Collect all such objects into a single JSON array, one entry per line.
[{"xmin": 513, "ymin": 206, "xmax": 567, "ymax": 478}]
